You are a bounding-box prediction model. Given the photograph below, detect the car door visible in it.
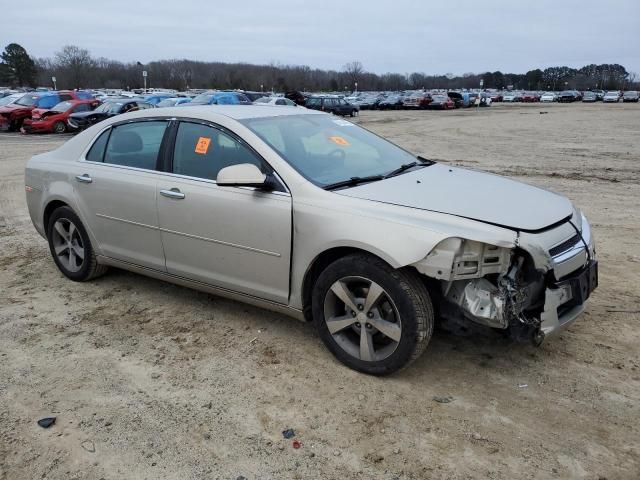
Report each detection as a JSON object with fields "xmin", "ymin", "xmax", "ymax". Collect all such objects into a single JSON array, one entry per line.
[
  {"xmin": 156, "ymin": 120, "xmax": 292, "ymax": 304},
  {"xmin": 73, "ymin": 119, "xmax": 169, "ymax": 271}
]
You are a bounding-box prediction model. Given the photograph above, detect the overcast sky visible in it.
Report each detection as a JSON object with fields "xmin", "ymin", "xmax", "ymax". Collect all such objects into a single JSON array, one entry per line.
[{"xmin": 4, "ymin": 0, "xmax": 639, "ymax": 75}]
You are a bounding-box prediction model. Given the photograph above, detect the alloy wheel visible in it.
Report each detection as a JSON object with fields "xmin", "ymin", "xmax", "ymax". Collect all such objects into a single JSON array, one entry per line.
[
  {"xmin": 323, "ymin": 276, "xmax": 402, "ymax": 362},
  {"xmin": 51, "ymin": 218, "xmax": 85, "ymax": 272}
]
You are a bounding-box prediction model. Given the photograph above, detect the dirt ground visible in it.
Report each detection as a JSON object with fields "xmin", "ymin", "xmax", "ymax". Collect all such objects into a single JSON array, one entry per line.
[{"xmin": 1, "ymin": 102, "xmax": 639, "ymax": 480}]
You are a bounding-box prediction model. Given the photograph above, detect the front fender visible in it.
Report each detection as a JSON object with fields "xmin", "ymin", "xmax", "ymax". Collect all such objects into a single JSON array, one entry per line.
[{"xmin": 289, "ymin": 193, "xmax": 518, "ymax": 309}]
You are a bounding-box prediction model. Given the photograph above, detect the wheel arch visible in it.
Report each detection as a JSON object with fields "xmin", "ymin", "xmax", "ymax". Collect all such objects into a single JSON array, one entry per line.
[
  {"xmin": 43, "ymin": 199, "xmax": 70, "ymax": 233},
  {"xmin": 301, "ymin": 246, "xmax": 397, "ymax": 322}
]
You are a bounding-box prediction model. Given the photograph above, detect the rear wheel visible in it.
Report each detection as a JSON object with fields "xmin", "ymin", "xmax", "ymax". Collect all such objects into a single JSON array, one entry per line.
[
  {"xmin": 47, "ymin": 206, "xmax": 107, "ymax": 281},
  {"xmin": 53, "ymin": 121, "xmax": 66, "ymax": 134},
  {"xmin": 312, "ymin": 253, "xmax": 434, "ymax": 375}
]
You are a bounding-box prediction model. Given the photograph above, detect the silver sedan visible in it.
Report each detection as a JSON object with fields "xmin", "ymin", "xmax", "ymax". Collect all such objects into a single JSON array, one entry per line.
[{"xmin": 25, "ymin": 106, "xmax": 598, "ymax": 374}]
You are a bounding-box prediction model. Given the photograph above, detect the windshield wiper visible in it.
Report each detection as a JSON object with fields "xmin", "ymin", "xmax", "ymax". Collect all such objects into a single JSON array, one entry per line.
[
  {"xmin": 384, "ymin": 156, "xmax": 435, "ymax": 179},
  {"xmin": 323, "ymin": 175, "xmax": 384, "ymax": 191}
]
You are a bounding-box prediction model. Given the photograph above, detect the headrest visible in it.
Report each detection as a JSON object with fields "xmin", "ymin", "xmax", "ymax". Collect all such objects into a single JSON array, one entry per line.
[{"xmin": 111, "ymin": 131, "xmax": 143, "ymax": 154}]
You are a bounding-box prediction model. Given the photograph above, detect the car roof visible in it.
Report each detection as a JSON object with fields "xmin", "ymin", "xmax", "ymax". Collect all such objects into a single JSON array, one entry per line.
[{"xmin": 119, "ymin": 105, "xmax": 324, "ymax": 121}]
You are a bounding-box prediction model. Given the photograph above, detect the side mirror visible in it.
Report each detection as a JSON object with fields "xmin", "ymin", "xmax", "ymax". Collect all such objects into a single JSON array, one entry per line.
[{"xmin": 217, "ymin": 163, "xmax": 268, "ymax": 188}]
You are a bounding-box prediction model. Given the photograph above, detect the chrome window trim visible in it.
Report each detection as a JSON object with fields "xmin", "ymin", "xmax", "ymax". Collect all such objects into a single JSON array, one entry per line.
[{"xmin": 78, "ymin": 122, "xmax": 290, "ymax": 198}]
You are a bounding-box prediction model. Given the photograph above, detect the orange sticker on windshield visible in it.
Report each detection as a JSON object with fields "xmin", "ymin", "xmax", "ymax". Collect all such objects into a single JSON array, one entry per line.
[
  {"xmin": 329, "ymin": 136, "xmax": 349, "ymax": 146},
  {"xmin": 195, "ymin": 137, "xmax": 211, "ymax": 154}
]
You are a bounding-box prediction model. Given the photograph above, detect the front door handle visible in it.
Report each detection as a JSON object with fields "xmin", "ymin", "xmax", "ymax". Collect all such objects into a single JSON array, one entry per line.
[
  {"xmin": 160, "ymin": 188, "xmax": 185, "ymax": 200},
  {"xmin": 75, "ymin": 174, "xmax": 92, "ymax": 183}
]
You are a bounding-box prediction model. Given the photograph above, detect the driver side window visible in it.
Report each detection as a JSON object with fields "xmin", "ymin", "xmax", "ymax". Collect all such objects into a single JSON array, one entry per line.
[{"xmin": 172, "ymin": 122, "xmax": 265, "ymax": 181}]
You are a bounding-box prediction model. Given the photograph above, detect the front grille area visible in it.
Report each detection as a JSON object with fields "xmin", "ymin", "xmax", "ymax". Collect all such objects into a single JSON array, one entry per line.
[{"xmin": 549, "ymin": 233, "xmax": 581, "ymax": 257}]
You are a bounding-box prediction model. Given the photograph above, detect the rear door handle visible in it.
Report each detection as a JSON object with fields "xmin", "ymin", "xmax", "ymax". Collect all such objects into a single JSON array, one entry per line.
[
  {"xmin": 75, "ymin": 174, "xmax": 92, "ymax": 183},
  {"xmin": 160, "ymin": 188, "xmax": 185, "ymax": 200}
]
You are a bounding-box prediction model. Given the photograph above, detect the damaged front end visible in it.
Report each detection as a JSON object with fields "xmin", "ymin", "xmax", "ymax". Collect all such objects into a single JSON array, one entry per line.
[{"xmin": 413, "ymin": 232, "xmax": 597, "ymax": 345}]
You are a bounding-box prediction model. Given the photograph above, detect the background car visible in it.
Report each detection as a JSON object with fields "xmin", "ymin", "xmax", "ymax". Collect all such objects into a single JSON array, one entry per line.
[
  {"xmin": 254, "ymin": 96, "xmax": 298, "ymax": 107},
  {"xmin": 156, "ymin": 97, "xmax": 193, "ymax": 107},
  {"xmin": 603, "ymin": 91, "xmax": 621, "ymax": 103},
  {"xmin": 427, "ymin": 94, "xmax": 455, "ymax": 109},
  {"xmin": 582, "ymin": 91, "xmax": 598, "ymax": 102},
  {"xmin": 622, "ymin": 91, "xmax": 639, "ymax": 102},
  {"xmin": 0, "ymin": 90, "xmax": 93, "ymax": 131},
  {"xmin": 403, "ymin": 92, "xmax": 432, "ymax": 109},
  {"xmin": 377, "ymin": 95, "xmax": 406, "ymax": 110},
  {"xmin": 305, "ymin": 96, "xmax": 359, "ymax": 116},
  {"xmin": 67, "ymin": 99, "xmax": 155, "ymax": 130},
  {"xmin": 521, "ymin": 92, "xmax": 540, "ymax": 102},
  {"xmin": 22, "ymin": 99, "xmax": 101, "ymax": 134},
  {"xmin": 502, "ymin": 92, "xmax": 522, "ymax": 102},
  {"xmin": 540, "ymin": 92, "xmax": 558, "ymax": 102},
  {"xmin": 558, "ymin": 90, "xmax": 579, "ymax": 102},
  {"xmin": 240, "ymin": 91, "xmax": 270, "ymax": 102},
  {"xmin": 185, "ymin": 91, "xmax": 252, "ymax": 105},
  {"xmin": 143, "ymin": 93, "xmax": 176, "ymax": 105}
]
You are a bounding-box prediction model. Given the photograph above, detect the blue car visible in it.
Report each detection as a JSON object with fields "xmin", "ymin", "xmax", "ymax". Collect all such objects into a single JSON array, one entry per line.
[
  {"xmin": 142, "ymin": 93, "xmax": 176, "ymax": 105},
  {"xmin": 183, "ymin": 91, "xmax": 251, "ymax": 106},
  {"xmin": 156, "ymin": 97, "xmax": 192, "ymax": 107}
]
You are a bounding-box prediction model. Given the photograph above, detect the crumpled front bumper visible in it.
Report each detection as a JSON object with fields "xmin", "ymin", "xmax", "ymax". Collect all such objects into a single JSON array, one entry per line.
[{"xmin": 540, "ymin": 260, "xmax": 598, "ymax": 336}]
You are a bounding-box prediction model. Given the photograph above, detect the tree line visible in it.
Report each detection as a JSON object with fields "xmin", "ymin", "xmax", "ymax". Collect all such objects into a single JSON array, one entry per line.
[{"xmin": 1, "ymin": 43, "xmax": 637, "ymax": 92}]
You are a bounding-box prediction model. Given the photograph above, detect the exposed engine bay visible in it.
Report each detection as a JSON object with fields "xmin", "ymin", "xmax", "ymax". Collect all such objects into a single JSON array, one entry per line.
[{"xmin": 413, "ymin": 236, "xmax": 595, "ymax": 344}]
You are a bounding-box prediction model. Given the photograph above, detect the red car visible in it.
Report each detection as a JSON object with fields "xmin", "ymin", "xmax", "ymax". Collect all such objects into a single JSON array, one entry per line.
[
  {"xmin": 521, "ymin": 92, "xmax": 540, "ymax": 102},
  {"xmin": 22, "ymin": 99, "xmax": 101, "ymax": 134},
  {"xmin": 0, "ymin": 90, "xmax": 93, "ymax": 132},
  {"xmin": 427, "ymin": 94, "xmax": 455, "ymax": 110}
]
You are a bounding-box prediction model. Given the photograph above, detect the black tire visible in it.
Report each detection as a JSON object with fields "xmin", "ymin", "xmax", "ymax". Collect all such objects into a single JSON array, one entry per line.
[
  {"xmin": 53, "ymin": 121, "xmax": 66, "ymax": 134},
  {"xmin": 46, "ymin": 206, "xmax": 108, "ymax": 281},
  {"xmin": 312, "ymin": 253, "xmax": 434, "ymax": 375}
]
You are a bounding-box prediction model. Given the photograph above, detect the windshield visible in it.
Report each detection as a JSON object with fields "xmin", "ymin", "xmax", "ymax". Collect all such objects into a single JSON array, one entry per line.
[
  {"xmin": 241, "ymin": 114, "xmax": 422, "ymax": 187},
  {"xmin": 95, "ymin": 102, "xmax": 123, "ymax": 114},
  {"xmin": 15, "ymin": 94, "xmax": 40, "ymax": 107},
  {"xmin": 0, "ymin": 95, "xmax": 21, "ymax": 106},
  {"xmin": 157, "ymin": 99, "xmax": 177, "ymax": 107},
  {"xmin": 51, "ymin": 101, "xmax": 73, "ymax": 112},
  {"xmin": 191, "ymin": 93, "xmax": 215, "ymax": 104},
  {"xmin": 254, "ymin": 97, "xmax": 272, "ymax": 103}
]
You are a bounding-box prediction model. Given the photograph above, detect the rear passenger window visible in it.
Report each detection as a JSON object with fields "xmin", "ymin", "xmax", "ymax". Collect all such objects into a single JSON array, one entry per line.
[
  {"xmin": 103, "ymin": 121, "xmax": 167, "ymax": 170},
  {"xmin": 172, "ymin": 122, "xmax": 264, "ymax": 181},
  {"xmin": 86, "ymin": 129, "xmax": 111, "ymax": 162},
  {"xmin": 74, "ymin": 104, "xmax": 90, "ymax": 113}
]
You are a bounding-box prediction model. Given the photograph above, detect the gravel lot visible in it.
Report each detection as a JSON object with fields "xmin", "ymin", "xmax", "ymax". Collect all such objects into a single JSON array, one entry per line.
[{"xmin": 1, "ymin": 103, "xmax": 639, "ymax": 480}]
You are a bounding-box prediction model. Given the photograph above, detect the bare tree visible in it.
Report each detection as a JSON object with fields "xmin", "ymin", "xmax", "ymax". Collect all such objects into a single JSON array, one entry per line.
[
  {"xmin": 54, "ymin": 45, "xmax": 94, "ymax": 89},
  {"xmin": 343, "ymin": 60, "xmax": 364, "ymax": 88}
]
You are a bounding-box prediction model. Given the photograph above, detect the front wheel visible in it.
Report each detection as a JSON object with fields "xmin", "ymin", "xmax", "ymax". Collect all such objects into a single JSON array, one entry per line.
[
  {"xmin": 47, "ymin": 206, "xmax": 108, "ymax": 281},
  {"xmin": 312, "ymin": 254, "xmax": 434, "ymax": 375},
  {"xmin": 53, "ymin": 121, "xmax": 66, "ymax": 134}
]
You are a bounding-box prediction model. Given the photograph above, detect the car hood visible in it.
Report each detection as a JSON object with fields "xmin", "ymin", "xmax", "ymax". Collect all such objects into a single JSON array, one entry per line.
[
  {"xmin": 70, "ymin": 111, "xmax": 102, "ymax": 119},
  {"xmin": 337, "ymin": 164, "xmax": 574, "ymax": 232},
  {"xmin": 0, "ymin": 104, "xmax": 29, "ymax": 112}
]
